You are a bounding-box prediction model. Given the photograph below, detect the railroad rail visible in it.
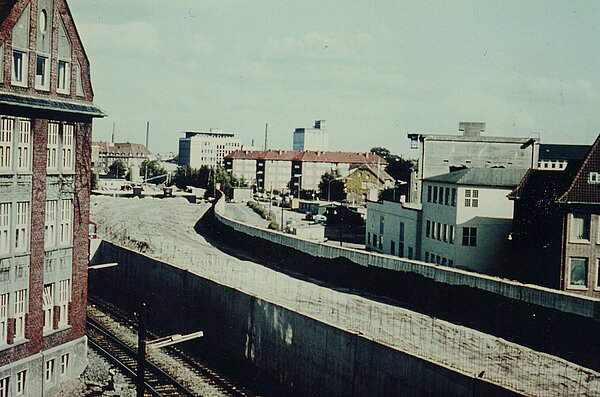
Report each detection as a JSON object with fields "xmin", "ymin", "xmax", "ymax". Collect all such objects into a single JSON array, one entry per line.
[{"xmin": 87, "ymin": 294, "xmax": 257, "ymax": 397}]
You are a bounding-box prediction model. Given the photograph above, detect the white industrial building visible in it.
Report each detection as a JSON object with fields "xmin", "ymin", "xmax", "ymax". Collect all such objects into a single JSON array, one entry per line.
[
  {"xmin": 178, "ymin": 129, "xmax": 242, "ymax": 168},
  {"xmin": 366, "ymin": 168, "xmax": 527, "ymax": 276},
  {"xmin": 293, "ymin": 120, "xmax": 329, "ymax": 151}
]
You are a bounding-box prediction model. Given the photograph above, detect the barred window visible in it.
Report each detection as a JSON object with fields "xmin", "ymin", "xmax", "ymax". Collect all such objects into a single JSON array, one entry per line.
[
  {"xmin": 59, "ymin": 199, "xmax": 72, "ymax": 245},
  {"xmin": 57, "ymin": 279, "xmax": 70, "ymax": 327},
  {"xmin": 47, "ymin": 123, "xmax": 59, "ymax": 169},
  {"xmin": 17, "ymin": 119, "xmax": 31, "ymax": 171},
  {"xmin": 45, "ymin": 200, "xmax": 57, "ymax": 248},
  {"xmin": 14, "ymin": 289, "xmax": 26, "ymax": 340},
  {"xmin": 15, "ymin": 201, "xmax": 29, "ymax": 252},
  {"xmin": 0, "ymin": 118, "xmax": 13, "ymax": 170},
  {"xmin": 62, "ymin": 124, "xmax": 74, "ymax": 170}
]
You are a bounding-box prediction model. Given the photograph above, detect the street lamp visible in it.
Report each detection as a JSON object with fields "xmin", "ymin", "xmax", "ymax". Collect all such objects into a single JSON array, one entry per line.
[
  {"xmin": 333, "ymin": 208, "xmax": 343, "ymax": 247},
  {"xmin": 328, "ymin": 177, "xmax": 344, "ymax": 202}
]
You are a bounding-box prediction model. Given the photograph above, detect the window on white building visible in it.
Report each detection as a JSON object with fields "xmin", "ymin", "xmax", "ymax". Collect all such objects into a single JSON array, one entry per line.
[
  {"xmin": 462, "ymin": 227, "xmax": 477, "ymax": 246},
  {"xmin": 0, "ymin": 293, "xmax": 8, "ymax": 345},
  {"xmin": 569, "ymin": 257, "xmax": 588, "ymax": 288},
  {"xmin": 427, "ymin": 186, "xmax": 432, "ymax": 202},
  {"xmin": 0, "ymin": 118, "xmax": 14, "ymax": 170},
  {"xmin": 436, "ymin": 223, "xmax": 441, "ymax": 241},
  {"xmin": 433, "ymin": 186, "xmax": 438, "ymax": 203},
  {"xmin": 17, "ymin": 119, "xmax": 31, "ymax": 171},
  {"xmin": 58, "ymin": 279, "xmax": 70, "ymax": 327},
  {"xmin": 0, "ymin": 377, "xmax": 8, "ymax": 397},
  {"xmin": 472, "ymin": 189, "xmax": 479, "ymax": 207},
  {"xmin": 571, "ymin": 213, "xmax": 590, "ymax": 241},
  {"xmin": 45, "ymin": 359, "xmax": 54, "ymax": 383},
  {"xmin": 426, "ymin": 220, "xmax": 431, "ymax": 238},
  {"xmin": 45, "ymin": 200, "xmax": 57, "ymax": 248},
  {"xmin": 449, "ymin": 225, "xmax": 455, "ymax": 244},
  {"xmin": 0, "ymin": 203, "xmax": 10, "ymax": 254},
  {"xmin": 47, "ymin": 123, "xmax": 59, "ymax": 170},
  {"xmin": 465, "ymin": 189, "xmax": 471, "ymax": 207},
  {"xmin": 379, "ymin": 216, "xmax": 384, "ymax": 235},
  {"xmin": 444, "ymin": 187, "xmax": 450, "ymax": 205},
  {"xmin": 60, "ymin": 353, "xmax": 69, "ymax": 376},
  {"xmin": 14, "ymin": 289, "xmax": 26, "ymax": 340},
  {"xmin": 16, "ymin": 370, "xmax": 26, "ymax": 395},
  {"xmin": 43, "ymin": 283, "xmax": 54, "ymax": 332},
  {"xmin": 451, "ymin": 188, "xmax": 457, "ymax": 206},
  {"xmin": 15, "ymin": 201, "xmax": 29, "ymax": 253}
]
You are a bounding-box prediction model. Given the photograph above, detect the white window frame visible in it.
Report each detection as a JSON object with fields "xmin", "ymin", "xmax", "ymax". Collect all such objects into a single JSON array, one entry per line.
[
  {"xmin": 0, "ymin": 377, "xmax": 8, "ymax": 397},
  {"xmin": 45, "ymin": 359, "xmax": 54, "ymax": 383},
  {"xmin": 62, "ymin": 124, "xmax": 74, "ymax": 171},
  {"xmin": 57, "ymin": 279, "xmax": 70, "ymax": 327},
  {"xmin": 35, "ymin": 54, "xmax": 50, "ymax": 90},
  {"xmin": 12, "ymin": 50, "xmax": 28, "ymax": 87},
  {"xmin": 45, "ymin": 200, "xmax": 57, "ymax": 249},
  {"xmin": 570, "ymin": 213, "xmax": 590, "ymax": 242},
  {"xmin": 60, "ymin": 353, "xmax": 69, "ymax": 376},
  {"xmin": 16, "ymin": 370, "xmax": 26, "ymax": 395},
  {"xmin": 568, "ymin": 257, "xmax": 588, "ymax": 289},
  {"xmin": 47, "ymin": 123, "xmax": 59, "ymax": 170},
  {"xmin": 0, "ymin": 118, "xmax": 14, "ymax": 171},
  {"xmin": 57, "ymin": 60, "xmax": 70, "ymax": 94},
  {"xmin": 0, "ymin": 203, "xmax": 11, "ymax": 255},
  {"xmin": 43, "ymin": 283, "xmax": 54, "ymax": 333},
  {"xmin": 17, "ymin": 119, "xmax": 31, "ymax": 171},
  {"xmin": 59, "ymin": 199, "xmax": 73, "ymax": 246},
  {"xmin": 13, "ymin": 289, "xmax": 26, "ymax": 340},
  {"xmin": 15, "ymin": 201, "xmax": 29, "ymax": 253},
  {"xmin": 0, "ymin": 293, "xmax": 8, "ymax": 346}
]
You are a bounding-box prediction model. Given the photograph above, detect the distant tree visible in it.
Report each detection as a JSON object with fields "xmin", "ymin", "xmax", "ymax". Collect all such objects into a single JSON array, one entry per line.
[
  {"xmin": 369, "ymin": 147, "xmax": 415, "ymax": 183},
  {"xmin": 319, "ymin": 170, "xmax": 345, "ymax": 201},
  {"xmin": 140, "ymin": 160, "xmax": 167, "ymax": 184},
  {"xmin": 173, "ymin": 165, "xmax": 247, "ymax": 198},
  {"xmin": 108, "ymin": 159, "xmax": 127, "ymax": 178}
]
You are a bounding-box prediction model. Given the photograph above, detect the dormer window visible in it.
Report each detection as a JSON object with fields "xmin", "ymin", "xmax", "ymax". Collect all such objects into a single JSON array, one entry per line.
[
  {"xmin": 12, "ymin": 51, "xmax": 27, "ymax": 85},
  {"xmin": 57, "ymin": 61, "xmax": 69, "ymax": 92},
  {"xmin": 589, "ymin": 172, "xmax": 600, "ymax": 184},
  {"xmin": 35, "ymin": 55, "xmax": 49, "ymax": 90}
]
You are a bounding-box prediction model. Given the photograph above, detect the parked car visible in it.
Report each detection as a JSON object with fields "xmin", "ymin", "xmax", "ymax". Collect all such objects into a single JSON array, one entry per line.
[{"xmin": 314, "ymin": 214, "xmax": 327, "ymax": 224}]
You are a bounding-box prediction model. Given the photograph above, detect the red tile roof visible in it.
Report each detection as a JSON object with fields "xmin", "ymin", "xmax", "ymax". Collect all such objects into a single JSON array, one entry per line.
[
  {"xmin": 225, "ymin": 150, "xmax": 387, "ymax": 165},
  {"xmin": 557, "ymin": 134, "xmax": 600, "ymax": 203},
  {"xmin": 93, "ymin": 141, "xmax": 151, "ymax": 157}
]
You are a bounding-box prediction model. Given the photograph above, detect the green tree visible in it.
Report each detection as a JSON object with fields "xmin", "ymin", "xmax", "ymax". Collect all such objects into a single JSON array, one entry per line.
[
  {"xmin": 108, "ymin": 159, "xmax": 127, "ymax": 178},
  {"xmin": 173, "ymin": 165, "xmax": 247, "ymax": 198},
  {"xmin": 319, "ymin": 170, "xmax": 345, "ymax": 201},
  {"xmin": 140, "ymin": 160, "xmax": 167, "ymax": 184},
  {"xmin": 369, "ymin": 147, "xmax": 415, "ymax": 183}
]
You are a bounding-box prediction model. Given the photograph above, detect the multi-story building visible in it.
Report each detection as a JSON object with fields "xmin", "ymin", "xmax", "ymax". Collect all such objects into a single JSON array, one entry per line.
[
  {"xmin": 407, "ymin": 122, "xmax": 539, "ymax": 203},
  {"xmin": 292, "ymin": 120, "xmax": 329, "ymax": 151},
  {"xmin": 0, "ymin": 0, "xmax": 105, "ymax": 396},
  {"xmin": 178, "ymin": 129, "xmax": 242, "ymax": 168},
  {"xmin": 92, "ymin": 141, "xmax": 151, "ymax": 171},
  {"xmin": 345, "ymin": 164, "xmax": 395, "ymax": 203},
  {"xmin": 366, "ymin": 168, "xmax": 527, "ymax": 276},
  {"xmin": 224, "ymin": 150, "xmax": 387, "ymax": 195},
  {"xmin": 536, "ymin": 143, "xmax": 590, "ymax": 171},
  {"xmin": 509, "ymin": 136, "xmax": 600, "ymax": 298}
]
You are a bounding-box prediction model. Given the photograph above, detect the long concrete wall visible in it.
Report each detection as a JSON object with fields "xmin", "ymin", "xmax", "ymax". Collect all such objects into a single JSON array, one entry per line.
[
  {"xmin": 90, "ymin": 241, "xmax": 520, "ymax": 397},
  {"xmin": 214, "ymin": 199, "xmax": 600, "ymax": 322}
]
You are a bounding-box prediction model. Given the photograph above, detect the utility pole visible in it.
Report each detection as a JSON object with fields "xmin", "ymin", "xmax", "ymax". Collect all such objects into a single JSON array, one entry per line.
[
  {"xmin": 144, "ymin": 122, "xmax": 150, "ymax": 183},
  {"xmin": 111, "ymin": 122, "xmax": 115, "ymax": 143},
  {"xmin": 136, "ymin": 302, "xmax": 147, "ymax": 397}
]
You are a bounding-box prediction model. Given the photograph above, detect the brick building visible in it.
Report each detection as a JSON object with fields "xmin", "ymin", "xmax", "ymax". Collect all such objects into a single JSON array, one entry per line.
[{"xmin": 0, "ymin": 1, "xmax": 104, "ymax": 396}]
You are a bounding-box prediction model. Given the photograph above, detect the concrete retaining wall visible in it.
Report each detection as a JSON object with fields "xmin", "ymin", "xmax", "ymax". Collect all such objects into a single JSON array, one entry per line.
[
  {"xmin": 214, "ymin": 199, "xmax": 600, "ymax": 322},
  {"xmin": 91, "ymin": 242, "xmax": 519, "ymax": 397}
]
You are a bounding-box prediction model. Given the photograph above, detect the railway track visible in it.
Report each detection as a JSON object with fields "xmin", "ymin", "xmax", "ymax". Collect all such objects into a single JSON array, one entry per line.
[{"xmin": 87, "ymin": 295, "xmax": 257, "ymax": 397}]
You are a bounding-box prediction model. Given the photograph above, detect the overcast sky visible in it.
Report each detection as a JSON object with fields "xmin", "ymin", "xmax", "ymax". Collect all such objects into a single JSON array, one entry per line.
[{"xmin": 69, "ymin": 1, "xmax": 600, "ymax": 157}]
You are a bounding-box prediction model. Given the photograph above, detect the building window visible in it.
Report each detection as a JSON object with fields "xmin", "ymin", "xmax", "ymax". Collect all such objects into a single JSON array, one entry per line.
[
  {"xmin": 390, "ymin": 240, "xmax": 395, "ymax": 255},
  {"xmin": 425, "ymin": 251, "xmax": 429, "ymax": 262},
  {"xmin": 59, "ymin": 200, "xmax": 72, "ymax": 245},
  {"xmin": 568, "ymin": 258, "xmax": 588, "ymax": 288},
  {"xmin": 462, "ymin": 227, "xmax": 477, "ymax": 246},
  {"xmin": 367, "ymin": 232, "xmax": 371, "ymax": 246},
  {"xmin": 570, "ymin": 213, "xmax": 590, "ymax": 241},
  {"xmin": 589, "ymin": 172, "xmax": 600, "ymax": 184},
  {"xmin": 597, "ymin": 260, "xmax": 600, "ymax": 290},
  {"xmin": 408, "ymin": 247, "xmax": 413, "ymax": 259},
  {"xmin": 57, "ymin": 60, "xmax": 70, "ymax": 93},
  {"xmin": 12, "ymin": 50, "xmax": 27, "ymax": 86},
  {"xmin": 14, "ymin": 289, "xmax": 26, "ymax": 340},
  {"xmin": 0, "ymin": 377, "xmax": 8, "ymax": 397},
  {"xmin": 45, "ymin": 200, "xmax": 57, "ymax": 248},
  {"xmin": 45, "ymin": 359, "xmax": 54, "ymax": 383},
  {"xmin": 16, "ymin": 370, "xmax": 26, "ymax": 395},
  {"xmin": 378, "ymin": 235, "xmax": 383, "ymax": 249},
  {"xmin": 449, "ymin": 225, "xmax": 455, "ymax": 244},
  {"xmin": 444, "ymin": 187, "xmax": 450, "ymax": 205},
  {"xmin": 35, "ymin": 55, "xmax": 49, "ymax": 90},
  {"xmin": 62, "ymin": 124, "xmax": 74, "ymax": 170},
  {"xmin": 0, "ymin": 293, "xmax": 8, "ymax": 345},
  {"xmin": 58, "ymin": 279, "xmax": 70, "ymax": 327},
  {"xmin": 442, "ymin": 224, "xmax": 448, "ymax": 242},
  {"xmin": 43, "ymin": 283, "xmax": 54, "ymax": 332},
  {"xmin": 398, "ymin": 242, "xmax": 404, "ymax": 257},
  {"xmin": 427, "ymin": 186, "xmax": 432, "ymax": 202},
  {"xmin": 0, "ymin": 118, "xmax": 14, "ymax": 170},
  {"xmin": 15, "ymin": 202, "xmax": 29, "ymax": 253},
  {"xmin": 433, "ymin": 186, "xmax": 438, "ymax": 203},
  {"xmin": 426, "ymin": 220, "xmax": 431, "ymax": 238},
  {"xmin": 436, "ymin": 223, "xmax": 441, "ymax": 241},
  {"xmin": 431, "ymin": 221, "xmax": 437, "ymax": 239},
  {"xmin": 379, "ymin": 216, "xmax": 384, "ymax": 235},
  {"xmin": 60, "ymin": 353, "xmax": 69, "ymax": 376},
  {"xmin": 0, "ymin": 203, "xmax": 10, "ymax": 255},
  {"xmin": 17, "ymin": 119, "xmax": 31, "ymax": 171},
  {"xmin": 449, "ymin": 259, "xmax": 454, "ymax": 267},
  {"xmin": 464, "ymin": 189, "xmax": 471, "ymax": 207},
  {"xmin": 47, "ymin": 123, "xmax": 59, "ymax": 169},
  {"xmin": 472, "ymin": 189, "xmax": 479, "ymax": 207},
  {"xmin": 451, "ymin": 188, "xmax": 457, "ymax": 206}
]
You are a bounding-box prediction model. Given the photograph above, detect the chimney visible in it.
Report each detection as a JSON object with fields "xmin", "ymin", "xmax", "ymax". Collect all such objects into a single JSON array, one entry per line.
[{"xmin": 459, "ymin": 122, "xmax": 486, "ymax": 137}]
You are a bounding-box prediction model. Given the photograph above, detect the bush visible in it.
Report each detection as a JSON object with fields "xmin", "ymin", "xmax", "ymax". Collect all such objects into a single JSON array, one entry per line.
[{"xmin": 268, "ymin": 221, "xmax": 279, "ymax": 230}]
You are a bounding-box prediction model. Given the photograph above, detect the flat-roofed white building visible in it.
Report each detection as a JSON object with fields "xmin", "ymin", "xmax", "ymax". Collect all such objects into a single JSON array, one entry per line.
[
  {"xmin": 179, "ymin": 129, "xmax": 242, "ymax": 168},
  {"xmin": 293, "ymin": 120, "xmax": 329, "ymax": 151}
]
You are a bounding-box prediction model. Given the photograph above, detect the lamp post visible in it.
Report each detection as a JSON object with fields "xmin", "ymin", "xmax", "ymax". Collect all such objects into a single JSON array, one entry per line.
[{"xmin": 334, "ymin": 208, "xmax": 343, "ymax": 247}]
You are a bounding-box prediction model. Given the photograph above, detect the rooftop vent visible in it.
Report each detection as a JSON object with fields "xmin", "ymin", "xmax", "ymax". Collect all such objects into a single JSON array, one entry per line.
[
  {"xmin": 314, "ymin": 120, "xmax": 326, "ymax": 129},
  {"xmin": 459, "ymin": 122, "xmax": 486, "ymax": 137}
]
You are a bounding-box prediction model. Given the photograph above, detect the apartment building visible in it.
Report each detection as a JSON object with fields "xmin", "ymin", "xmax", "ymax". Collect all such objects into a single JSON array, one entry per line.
[
  {"xmin": 0, "ymin": 1, "xmax": 105, "ymax": 396},
  {"xmin": 224, "ymin": 150, "xmax": 387, "ymax": 195},
  {"xmin": 407, "ymin": 122, "xmax": 539, "ymax": 203},
  {"xmin": 178, "ymin": 129, "xmax": 242, "ymax": 168},
  {"xmin": 509, "ymin": 136, "xmax": 600, "ymax": 298}
]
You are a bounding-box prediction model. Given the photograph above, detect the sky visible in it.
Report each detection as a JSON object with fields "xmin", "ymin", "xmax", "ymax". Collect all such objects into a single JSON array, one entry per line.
[{"xmin": 68, "ymin": 1, "xmax": 600, "ymax": 158}]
